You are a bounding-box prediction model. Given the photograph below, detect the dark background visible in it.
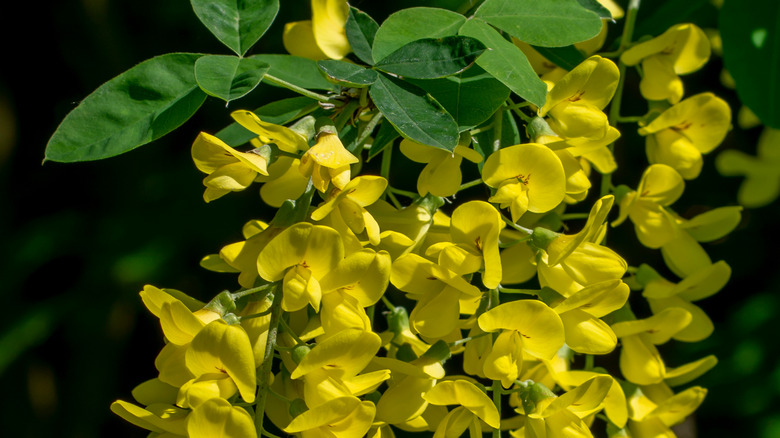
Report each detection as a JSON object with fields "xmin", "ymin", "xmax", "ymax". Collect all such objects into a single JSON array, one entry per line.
[{"xmin": 0, "ymin": 0, "xmax": 778, "ymax": 437}]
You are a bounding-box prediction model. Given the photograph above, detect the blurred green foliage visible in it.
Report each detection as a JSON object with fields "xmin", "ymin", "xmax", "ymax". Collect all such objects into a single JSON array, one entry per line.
[{"xmin": 0, "ymin": 0, "xmax": 778, "ymax": 437}]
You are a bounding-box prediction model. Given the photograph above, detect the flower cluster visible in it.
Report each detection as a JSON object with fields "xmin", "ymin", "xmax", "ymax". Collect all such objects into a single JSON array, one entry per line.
[{"xmin": 109, "ymin": 1, "xmax": 741, "ymax": 437}]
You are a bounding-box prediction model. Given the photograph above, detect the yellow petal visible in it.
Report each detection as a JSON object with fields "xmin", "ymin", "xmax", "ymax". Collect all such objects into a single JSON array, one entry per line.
[
  {"xmin": 110, "ymin": 401, "xmax": 188, "ymax": 435},
  {"xmin": 619, "ymin": 335, "xmax": 665, "ymax": 385},
  {"xmin": 559, "ymin": 309, "xmax": 617, "ymax": 354},
  {"xmin": 540, "ymin": 55, "xmax": 620, "ymax": 115},
  {"xmin": 664, "ymin": 355, "xmax": 717, "ymax": 387},
  {"xmin": 311, "ymin": 0, "xmax": 351, "ymax": 60},
  {"xmin": 291, "ymin": 328, "xmax": 381, "ymax": 380},
  {"xmin": 424, "ymin": 380, "xmax": 501, "ymax": 428},
  {"xmin": 283, "ymin": 20, "xmax": 330, "ymax": 60},
  {"xmin": 483, "ymin": 330, "xmax": 524, "ymax": 388},
  {"xmin": 231, "ymin": 110, "xmax": 309, "ymax": 152},
  {"xmin": 187, "ymin": 397, "xmax": 256, "ymax": 438},
  {"xmin": 185, "ymin": 320, "xmax": 256, "ymax": 403},
  {"xmin": 478, "ymin": 300, "xmax": 565, "ymax": 360}
]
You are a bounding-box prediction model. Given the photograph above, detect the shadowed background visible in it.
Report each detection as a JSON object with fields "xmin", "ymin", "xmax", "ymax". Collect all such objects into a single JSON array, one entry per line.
[{"xmin": 0, "ymin": 0, "xmax": 778, "ymax": 436}]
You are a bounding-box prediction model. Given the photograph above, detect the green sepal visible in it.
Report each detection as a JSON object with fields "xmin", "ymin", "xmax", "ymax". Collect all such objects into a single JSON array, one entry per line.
[
  {"xmin": 203, "ymin": 290, "xmax": 237, "ymax": 316},
  {"xmin": 526, "ymin": 116, "xmax": 557, "ymax": 141},
  {"xmin": 387, "ymin": 306, "xmax": 411, "ymax": 337},
  {"xmin": 364, "ymin": 391, "xmax": 382, "ymax": 405},
  {"xmin": 612, "ymin": 184, "xmax": 633, "ymax": 204},
  {"xmin": 421, "ymin": 340, "xmax": 452, "ymax": 362},
  {"xmin": 396, "ymin": 343, "xmax": 419, "ymax": 362},
  {"xmin": 515, "ymin": 380, "xmax": 556, "ymax": 415},
  {"xmin": 289, "ymin": 398, "xmax": 309, "ymax": 418},
  {"xmin": 537, "ymin": 286, "xmax": 566, "ymax": 307},
  {"xmin": 291, "ymin": 345, "xmax": 311, "ymax": 364},
  {"xmin": 270, "ymin": 179, "xmax": 316, "ymax": 228},
  {"xmin": 529, "ymin": 227, "xmax": 559, "ymax": 252},
  {"xmin": 414, "ymin": 193, "xmax": 446, "ymax": 217},
  {"xmin": 634, "ymin": 264, "xmax": 663, "ymax": 288},
  {"xmin": 315, "ymin": 117, "xmax": 338, "ymax": 136}
]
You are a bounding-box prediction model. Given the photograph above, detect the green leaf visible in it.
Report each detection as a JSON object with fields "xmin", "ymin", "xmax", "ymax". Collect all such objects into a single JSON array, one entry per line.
[
  {"xmin": 216, "ymin": 97, "xmax": 318, "ymax": 147},
  {"xmin": 45, "ymin": 53, "xmax": 206, "ymax": 163},
  {"xmin": 576, "ymin": 0, "xmax": 612, "ymax": 19},
  {"xmin": 191, "ymin": 0, "xmax": 279, "ymax": 56},
  {"xmin": 372, "ymin": 7, "xmax": 466, "ymax": 63},
  {"xmin": 369, "ymin": 73, "xmax": 459, "ymax": 151},
  {"xmin": 459, "ymin": 19, "xmax": 547, "ymax": 107},
  {"xmin": 409, "ymin": 65, "xmax": 510, "ymax": 131},
  {"xmin": 346, "ymin": 7, "xmax": 379, "ymax": 65},
  {"xmin": 375, "ymin": 36, "xmax": 486, "ymax": 79},
  {"xmin": 531, "ymin": 45, "xmax": 586, "ymax": 70},
  {"xmin": 367, "ymin": 120, "xmax": 401, "ymax": 160},
  {"xmin": 474, "ymin": 0, "xmax": 602, "ymax": 47},
  {"xmin": 194, "ymin": 55, "xmax": 269, "ymax": 103},
  {"xmin": 720, "ymin": 0, "xmax": 780, "ymax": 128},
  {"xmin": 317, "ymin": 60, "xmax": 377, "ymax": 86},
  {"xmin": 250, "ymin": 54, "xmax": 338, "ymax": 91}
]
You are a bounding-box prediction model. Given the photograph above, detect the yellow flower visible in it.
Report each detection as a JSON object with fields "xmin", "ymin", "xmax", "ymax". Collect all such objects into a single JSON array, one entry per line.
[
  {"xmin": 638, "ymin": 93, "xmax": 731, "ymax": 179},
  {"xmin": 627, "ymin": 385, "xmax": 707, "ymax": 437},
  {"xmin": 612, "ymin": 164, "xmax": 685, "ymax": 248},
  {"xmin": 482, "ymin": 143, "xmax": 566, "ymax": 222},
  {"xmin": 399, "ymin": 139, "xmax": 483, "ymax": 197},
  {"xmin": 550, "ymin": 279, "xmax": 629, "ymax": 354},
  {"xmin": 390, "ymin": 253, "xmax": 481, "ymax": 339},
  {"xmin": 190, "ymin": 132, "xmax": 270, "ymax": 202},
  {"xmin": 717, "ymin": 127, "xmax": 780, "ymax": 207},
  {"xmin": 284, "ymin": 396, "xmax": 376, "ymax": 437},
  {"xmin": 641, "ymin": 261, "xmax": 731, "ymax": 343},
  {"xmin": 611, "ymin": 308, "xmax": 694, "ymax": 385},
  {"xmin": 311, "ymin": 175, "xmax": 388, "ymax": 245},
  {"xmin": 257, "ymin": 223, "xmax": 344, "ymax": 312},
  {"xmin": 283, "ymin": 0, "xmax": 351, "ymax": 60},
  {"xmin": 621, "ymin": 23, "xmax": 710, "ymax": 103},
  {"xmin": 300, "ymin": 130, "xmax": 359, "ymax": 192},
  {"xmin": 110, "ymin": 400, "xmax": 188, "ymax": 437},
  {"xmin": 423, "ymin": 379, "xmax": 501, "ymax": 433},
  {"xmin": 478, "ymin": 299, "xmax": 566, "ymax": 388},
  {"xmin": 425, "ymin": 201, "xmax": 505, "ymax": 289},
  {"xmin": 187, "ymin": 397, "xmax": 257, "ymax": 438},
  {"xmin": 538, "ymin": 56, "xmax": 620, "ymax": 140}
]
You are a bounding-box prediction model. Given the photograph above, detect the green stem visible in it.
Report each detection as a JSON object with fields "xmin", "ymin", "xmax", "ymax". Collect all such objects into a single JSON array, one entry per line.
[
  {"xmin": 492, "ymin": 107, "xmax": 504, "ymax": 152},
  {"xmin": 492, "ymin": 379, "xmax": 503, "ymax": 438},
  {"xmin": 279, "ymin": 317, "xmax": 306, "ymax": 346},
  {"xmin": 500, "ymin": 215, "xmax": 533, "ymax": 234},
  {"xmin": 275, "ymin": 149, "xmax": 303, "ymax": 159},
  {"xmin": 616, "ymin": 115, "xmax": 645, "ymax": 123},
  {"xmin": 449, "ymin": 331, "xmax": 491, "ymax": 347},
  {"xmin": 263, "ymin": 73, "xmax": 336, "ymax": 103},
  {"xmin": 498, "ymin": 235, "xmax": 532, "ymax": 248},
  {"xmin": 559, "ymin": 212, "xmax": 590, "ymax": 221},
  {"xmin": 459, "ymin": 178, "xmax": 483, "ymax": 192},
  {"xmin": 602, "ymin": 0, "xmax": 641, "ymax": 200},
  {"xmin": 497, "ymin": 286, "xmax": 538, "ymax": 296},
  {"xmin": 381, "ymin": 295, "xmax": 396, "ymax": 311},
  {"xmin": 380, "ymin": 141, "xmax": 393, "ymax": 201},
  {"xmin": 506, "ymin": 98, "xmax": 533, "ymax": 123},
  {"xmin": 254, "ymin": 285, "xmax": 283, "ymax": 437},
  {"xmin": 387, "ymin": 191, "xmax": 403, "ymax": 209},
  {"xmin": 388, "ymin": 186, "xmax": 419, "ymax": 199},
  {"xmin": 231, "ymin": 283, "xmax": 275, "ymax": 300},
  {"xmin": 585, "ymin": 354, "xmax": 595, "ymax": 371}
]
